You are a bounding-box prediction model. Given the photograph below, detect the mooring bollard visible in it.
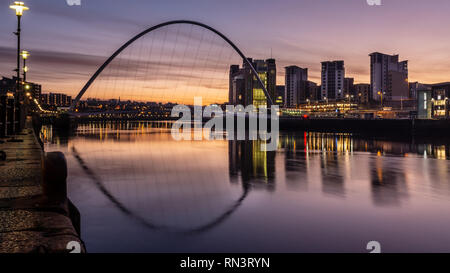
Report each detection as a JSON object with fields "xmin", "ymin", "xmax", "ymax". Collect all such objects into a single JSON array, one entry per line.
[{"xmin": 42, "ymin": 152, "xmax": 68, "ymax": 203}]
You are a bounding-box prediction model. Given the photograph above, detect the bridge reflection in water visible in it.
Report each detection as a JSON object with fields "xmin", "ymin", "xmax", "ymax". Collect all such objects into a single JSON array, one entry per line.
[{"xmin": 40, "ymin": 121, "xmax": 450, "ymax": 252}]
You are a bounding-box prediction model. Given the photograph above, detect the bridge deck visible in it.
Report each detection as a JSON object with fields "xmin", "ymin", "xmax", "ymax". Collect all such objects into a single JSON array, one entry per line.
[{"xmin": 0, "ymin": 118, "xmax": 83, "ymax": 253}]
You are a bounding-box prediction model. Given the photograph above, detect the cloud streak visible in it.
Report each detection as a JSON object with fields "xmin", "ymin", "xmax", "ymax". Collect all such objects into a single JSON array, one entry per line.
[{"xmin": 1, "ymin": 0, "xmax": 450, "ymax": 99}]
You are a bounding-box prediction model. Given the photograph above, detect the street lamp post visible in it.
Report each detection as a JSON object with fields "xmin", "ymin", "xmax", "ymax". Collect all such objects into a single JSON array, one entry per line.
[
  {"xmin": 10, "ymin": 1, "xmax": 29, "ymax": 93},
  {"xmin": 377, "ymin": 91, "xmax": 383, "ymax": 108},
  {"xmin": 21, "ymin": 50, "xmax": 29, "ymax": 82}
]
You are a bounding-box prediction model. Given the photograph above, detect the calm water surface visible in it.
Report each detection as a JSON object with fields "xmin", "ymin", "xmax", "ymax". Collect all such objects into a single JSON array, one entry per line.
[{"xmin": 41, "ymin": 121, "xmax": 450, "ymax": 253}]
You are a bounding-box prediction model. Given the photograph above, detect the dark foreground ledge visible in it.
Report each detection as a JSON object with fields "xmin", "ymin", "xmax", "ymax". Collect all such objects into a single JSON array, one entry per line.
[
  {"xmin": 279, "ymin": 117, "xmax": 450, "ymax": 136},
  {"xmin": 0, "ymin": 117, "xmax": 84, "ymax": 253}
]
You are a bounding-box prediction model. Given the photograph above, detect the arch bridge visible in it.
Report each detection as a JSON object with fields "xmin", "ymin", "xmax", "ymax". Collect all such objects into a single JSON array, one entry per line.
[{"xmin": 69, "ymin": 20, "xmax": 274, "ymax": 112}]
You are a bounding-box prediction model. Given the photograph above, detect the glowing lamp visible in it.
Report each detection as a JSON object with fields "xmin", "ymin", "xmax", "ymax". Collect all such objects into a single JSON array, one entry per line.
[
  {"xmin": 21, "ymin": 50, "xmax": 30, "ymax": 59},
  {"xmin": 10, "ymin": 1, "xmax": 29, "ymax": 16}
]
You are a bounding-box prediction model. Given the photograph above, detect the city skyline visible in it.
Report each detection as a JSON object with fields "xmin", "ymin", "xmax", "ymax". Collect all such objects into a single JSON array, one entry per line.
[{"xmin": 1, "ymin": 0, "xmax": 450, "ymax": 103}]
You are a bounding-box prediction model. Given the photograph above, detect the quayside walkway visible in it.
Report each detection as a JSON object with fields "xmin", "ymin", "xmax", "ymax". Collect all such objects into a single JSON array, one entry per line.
[{"xmin": 0, "ymin": 117, "xmax": 84, "ymax": 253}]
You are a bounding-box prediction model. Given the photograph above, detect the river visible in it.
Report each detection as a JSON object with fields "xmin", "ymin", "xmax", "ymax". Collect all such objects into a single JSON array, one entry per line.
[{"xmin": 41, "ymin": 121, "xmax": 450, "ymax": 253}]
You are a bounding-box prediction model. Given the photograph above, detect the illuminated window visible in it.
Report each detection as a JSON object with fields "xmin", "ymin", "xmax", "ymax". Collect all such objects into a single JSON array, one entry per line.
[
  {"xmin": 423, "ymin": 93, "xmax": 427, "ymax": 110},
  {"xmin": 253, "ymin": 72, "xmax": 268, "ymax": 109}
]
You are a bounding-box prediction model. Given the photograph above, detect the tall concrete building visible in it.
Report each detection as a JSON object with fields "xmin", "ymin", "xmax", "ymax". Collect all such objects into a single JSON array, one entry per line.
[
  {"xmin": 0, "ymin": 77, "xmax": 41, "ymax": 99},
  {"xmin": 354, "ymin": 83, "xmax": 370, "ymax": 105},
  {"xmin": 369, "ymin": 52, "xmax": 409, "ymax": 101},
  {"xmin": 344, "ymin": 78, "xmax": 354, "ymax": 98},
  {"xmin": 229, "ymin": 58, "xmax": 276, "ymax": 108},
  {"xmin": 0, "ymin": 77, "xmax": 16, "ymax": 94},
  {"xmin": 40, "ymin": 93, "xmax": 49, "ymax": 105},
  {"xmin": 321, "ymin": 61, "xmax": 345, "ymax": 101},
  {"xmin": 284, "ymin": 66, "xmax": 308, "ymax": 108},
  {"xmin": 275, "ymin": 85, "xmax": 285, "ymax": 106},
  {"xmin": 229, "ymin": 65, "xmax": 246, "ymax": 105},
  {"xmin": 307, "ymin": 81, "xmax": 320, "ymax": 102},
  {"xmin": 40, "ymin": 92, "xmax": 72, "ymax": 107}
]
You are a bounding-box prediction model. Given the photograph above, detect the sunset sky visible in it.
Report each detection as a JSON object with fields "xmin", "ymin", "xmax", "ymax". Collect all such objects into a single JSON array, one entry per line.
[{"xmin": 1, "ymin": 0, "xmax": 450, "ymax": 103}]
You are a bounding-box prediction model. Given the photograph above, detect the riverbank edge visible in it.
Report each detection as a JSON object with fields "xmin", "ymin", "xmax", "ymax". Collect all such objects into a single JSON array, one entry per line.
[{"xmin": 0, "ymin": 116, "xmax": 85, "ymax": 253}]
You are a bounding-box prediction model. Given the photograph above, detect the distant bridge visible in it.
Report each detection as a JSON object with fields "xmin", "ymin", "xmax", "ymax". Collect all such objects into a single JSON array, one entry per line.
[{"xmin": 69, "ymin": 20, "xmax": 274, "ymax": 112}]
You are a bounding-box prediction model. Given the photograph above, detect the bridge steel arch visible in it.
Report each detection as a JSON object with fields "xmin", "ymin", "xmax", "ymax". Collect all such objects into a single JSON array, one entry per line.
[{"xmin": 70, "ymin": 20, "xmax": 274, "ymax": 111}]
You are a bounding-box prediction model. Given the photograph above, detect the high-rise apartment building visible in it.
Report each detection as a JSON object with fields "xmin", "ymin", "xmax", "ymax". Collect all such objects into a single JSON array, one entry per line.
[
  {"xmin": 321, "ymin": 61, "xmax": 345, "ymax": 101},
  {"xmin": 344, "ymin": 77, "xmax": 354, "ymax": 98},
  {"xmin": 307, "ymin": 81, "xmax": 320, "ymax": 102},
  {"xmin": 229, "ymin": 65, "xmax": 246, "ymax": 106},
  {"xmin": 369, "ymin": 52, "xmax": 408, "ymax": 101},
  {"xmin": 285, "ymin": 66, "xmax": 308, "ymax": 108},
  {"xmin": 354, "ymin": 83, "xmax": 370, "ymax": 105},
  {"xmin": 40, "ymin": 92, "xmax": 72, "ymax": 107}
]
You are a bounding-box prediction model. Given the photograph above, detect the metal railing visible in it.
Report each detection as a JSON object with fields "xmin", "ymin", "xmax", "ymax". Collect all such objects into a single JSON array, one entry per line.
[{"xmin": 0, "ymin": 92, "xmax": 24, "ymax": 137}]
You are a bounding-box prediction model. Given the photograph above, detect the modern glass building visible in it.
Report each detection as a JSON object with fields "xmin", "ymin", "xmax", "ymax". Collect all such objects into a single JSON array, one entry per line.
[
  {"xmin": 431, "ymin": 82, "xmax": 450, "ymax": 119},
  {"xmin": 229, "ymin": 58, "xmax": 276, "ymax": 109}
]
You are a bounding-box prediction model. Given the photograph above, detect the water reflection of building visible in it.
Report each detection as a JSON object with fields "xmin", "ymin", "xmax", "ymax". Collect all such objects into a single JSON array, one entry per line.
[
  {"xmin": 293, "ymin": 131, "xmax": 450, "ymax": 160},
  {"xmin": 370, "ymin": 157, "xmax": 408, "ymax": 206},
  {"xmin": 40, "ymin": 121, "xmax": 174, "ymax": 146},
  {"xmin": 278, "ymin": 132, "xmax": 355, "ymax": 155},
  {"xmin": 282, "ymin": 134, "xmax": 307, "ymax": 172},
  {"xmin": 40, "ymin": 125, "xmax": 53, "ymax": 143},
  {"xmin": 228, "ymin": 140, "xmax": 275, "ymax": 191},
  {"xmin": 281, "ymin": 134, "xmax": 309, "ymax": 190},
  {"xmin": 320, "ymin": 152, "xmax": 345, "ymax": 197},
  {"xmin": 278, "ymin": 132, "xmax": 450, "ymax": 200},
  {"xmin": 305, "ymin": 132, "xmax": 353, "ymax": 154},
  {"xmin": 278, "ymin": 133, "xmax": 347, "ymax": 196},
  {"xmin": 427, "ymin": 159, "xmax": 450, "ymax": 194}
]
